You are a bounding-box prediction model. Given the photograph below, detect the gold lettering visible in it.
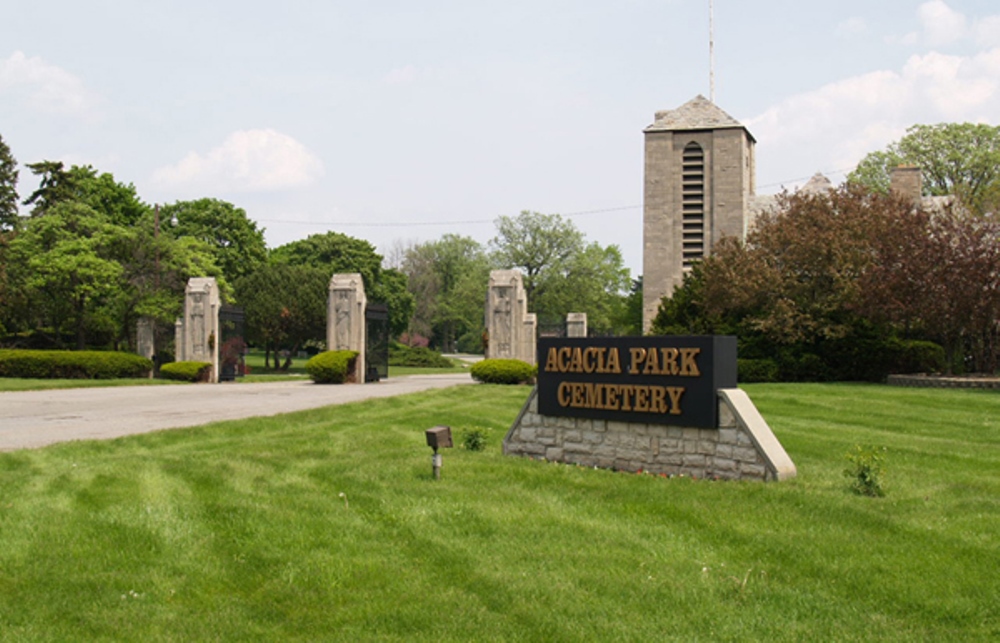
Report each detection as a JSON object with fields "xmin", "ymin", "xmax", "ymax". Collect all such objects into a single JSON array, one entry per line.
[
  {"xmin": 557, "ymin": 382, "xmax": 571, "ymax": 406},
  {"xmin": 619, "ymin": 385, "xmax": 634, "ymax": 411},
  {"xmin": 666, "ymin": 387, "xmax": 684, "ymax": 414},
  {"xmin": 545, "ymin": 348, "xmax": 559, "ymax": 372},
  {"xmin": 558, "ymin": 347, "xmax": 571, "ymax": 372},
  {"xmin": 650, "ymin": 386, "xmax": 667, "ymax": 413},
  {"xmin": 585, "ymin": 383, "xmax": 601, "ymax": 409},
  {"xmin": 660, "ymin": 347, "xmax": 679, "ymax": 375},
  {"xmin": 605, "ymin": 384, "xmax": 620, "ymax": 410},
  {"xmin": 570, "ymin": 347, "xmax": 583, "ymax": 373},
  {"xmin": 606, "ymin": 348, "xmax": 621, "ymax": 373},
  {"xmin": 643, "ymin": 347, "xmax": 661, "ymax": 374},
  {"xmin": 628, "ymin": 347, "xmax": 646, "ymax": 374},
  {"xmin": 679, "ymin": 348, "xmax": 701, "ymax": 376},
  {"xmin": 635, "ymin": 386, "xmax": 650, "ymax": 412},
  {"xmin": 571, "ymin": 382, "xmax": 585, "ymax": 407},
  {"xmin": 594, "ymin": 347, "xmax": 608, "ymax": 373},
  {"xmin": 583, "ymin": 347, "xmax": 597, "ymax": 373}
]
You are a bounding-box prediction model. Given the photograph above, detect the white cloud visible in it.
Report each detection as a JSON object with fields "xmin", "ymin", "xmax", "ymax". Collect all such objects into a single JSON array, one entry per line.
[
  {"xmin": 384, "ymin": 65, "xmax": 420, "ymax": 85},
  {"xmin": 152, "ymin": 129, "xmax": 325, "ymax": 194},
  {"xmin": 747, "ymin": 47, "xmax": 1000, "ymax": 189},
  {"xmin": 972, "ymin": 15, "xmax": 1000, "ymax": 48},
  {"xmin": 0, "ymin": 50, "xmax": 100, "ymax": 116},
  {"xmin": 917, "ymin": 0, "xmax": 968, "ymax": 46}
]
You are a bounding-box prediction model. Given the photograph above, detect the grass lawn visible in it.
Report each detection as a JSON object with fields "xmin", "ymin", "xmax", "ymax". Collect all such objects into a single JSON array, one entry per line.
[{"xmin": 0, "ymin": 383, "xmax": 996, "ymax": 640}]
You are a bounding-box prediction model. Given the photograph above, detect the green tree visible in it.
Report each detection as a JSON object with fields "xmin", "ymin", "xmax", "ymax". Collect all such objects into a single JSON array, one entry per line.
[
  {"xmin": 272, "ymin": 231, "xmax": 414, "ymax": 338},
  {"xmin": 848, "ymin": 123, "xmax": 1000, "ymax": 213},
  {"xmin": 23, "ymin": 162, "xmax": 149, "ymax": 226},
  {"xmin": 235, "ymin": 264, "xmax": 328, "ymax": 370},
  {"xmin": 490, "ymin": 211, "xmax": 630, "ymax": 332},
  {"xmin": 0, "ymin": 134, "xmax": 18, "ymax": 231},
  {"xmin": 161, "ymin": 198, "xmax": 267, "ymax": 283},
  {"xmin": 402, "ymin": 235, "xmax": 491, "ymax": 351},
  {"xmin": 6, "ymin": 202, "xmax": 125, "ymax": 349}
]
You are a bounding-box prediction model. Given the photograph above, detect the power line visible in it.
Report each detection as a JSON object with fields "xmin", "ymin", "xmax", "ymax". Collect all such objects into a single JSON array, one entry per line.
[{"xmin": 255, "ymin": 204, "xmax": 643, "ymax": 228}]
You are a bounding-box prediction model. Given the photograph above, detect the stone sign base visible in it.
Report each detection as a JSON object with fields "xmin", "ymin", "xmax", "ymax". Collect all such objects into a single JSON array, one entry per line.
[{"xmin": 503, "ymin": 388, "xmax": 796, "ymax": 482}]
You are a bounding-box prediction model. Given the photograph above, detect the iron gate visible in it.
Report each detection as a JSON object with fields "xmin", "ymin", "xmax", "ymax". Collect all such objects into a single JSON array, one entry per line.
[
  {"xmin": 219, "ymin": 305, "xmax": 246, "ymax": 382},
  {"xmin": 365, "ymin": 303, "xmax": 389, "ymax": 382}
]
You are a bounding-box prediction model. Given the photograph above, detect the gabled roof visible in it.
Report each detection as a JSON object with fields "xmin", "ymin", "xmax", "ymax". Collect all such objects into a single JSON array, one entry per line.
[{"xmin": 644, "ymin": 95, "xmax": 752, "ymax": 139}]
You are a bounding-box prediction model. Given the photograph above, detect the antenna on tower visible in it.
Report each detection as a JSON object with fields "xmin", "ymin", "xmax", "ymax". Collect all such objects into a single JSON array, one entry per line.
[{"xmin": 709, "ymin": 0, "xmax": 715, "ymax": 103}]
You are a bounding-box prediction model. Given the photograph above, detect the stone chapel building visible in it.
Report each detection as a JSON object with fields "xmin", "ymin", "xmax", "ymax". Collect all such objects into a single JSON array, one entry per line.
[{"xmin": 641, "ymin": 95, "xmax": 770, "ymax": 331}]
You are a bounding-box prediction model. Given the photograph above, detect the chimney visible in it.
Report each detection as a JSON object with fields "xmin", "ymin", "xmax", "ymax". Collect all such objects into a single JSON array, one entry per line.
[{"xmin": 890, "ymin": 165, "xmax": 922, "ymax": 206}]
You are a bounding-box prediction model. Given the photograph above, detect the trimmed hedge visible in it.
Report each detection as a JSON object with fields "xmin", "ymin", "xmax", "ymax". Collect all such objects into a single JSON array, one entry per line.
[
  {"xmin": 160, "ymin": 361, "xmax": 213, "ymax": 382},
  {"xmin": 470, "ymin": 358, "xmax": 536, "ymax": 385},
  {"xmin": 388, "ymin": 343, "xmax": 454, "ymax": 368},
  {"xmin": 306, "ymin": 350, "xmax": 359, "ymax": 384},
  {"xmin": 0, "ymin": 349, "xmax": 152, "ymax": 380}
]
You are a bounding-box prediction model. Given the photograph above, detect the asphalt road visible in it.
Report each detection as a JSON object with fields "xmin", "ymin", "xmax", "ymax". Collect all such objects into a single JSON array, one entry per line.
[{"xmin": 0, "ymin": 373, "xmax": 473, "ymax": 452}]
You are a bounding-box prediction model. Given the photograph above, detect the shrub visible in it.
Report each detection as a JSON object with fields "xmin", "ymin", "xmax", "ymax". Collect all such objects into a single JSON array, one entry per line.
[
  {"xmin": 388, "ymin": 343, "xmax": 454, "ymax": 368},
  {"xmin": 159, "ymin": 361, "xmax": 212, "ymax": 382},
  {"xmin": 305, "ymin": 350, "xmax": 359, "ymax": 384},
  {"xmin": 738, "ymin": 358, "xmax": 779, "ymax": 383},
  {"xmin": 894, "ymin": 340, "xmax": 946, "ymax": 374},
  {"xmin": 470, "ymin": 358, "xmax": 535, "ymax": 385},
  {"xmin": 844, "ymin": 444, "xmax": 887, "ymax": 497},
  {"xmin": 461, "ymin": 427, "xmax": 491, "ymax": 451},
  {"xmin": 0, "ymin": 349, "xmax": 152, "ymax": 379}
]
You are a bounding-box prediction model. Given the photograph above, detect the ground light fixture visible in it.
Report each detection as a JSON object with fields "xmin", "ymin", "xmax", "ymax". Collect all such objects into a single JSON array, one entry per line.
[{"xmin": 425, "ymin": 426, "xmax": 453, "ymax": 480}]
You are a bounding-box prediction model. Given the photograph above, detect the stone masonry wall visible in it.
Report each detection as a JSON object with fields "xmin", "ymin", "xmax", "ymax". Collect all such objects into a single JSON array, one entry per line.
[{"xmin": 504, "ymin": 388, "xmax": 775, "ymax": 481}]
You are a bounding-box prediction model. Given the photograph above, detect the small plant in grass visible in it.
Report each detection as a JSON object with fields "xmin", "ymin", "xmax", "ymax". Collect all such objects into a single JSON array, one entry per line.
[
  {"xmin": 461, "ymin": 426, "xmax": 491, "ymax": 451},
  {"xmin": 845, "ymin": 444, "xmax": 887, "ymax": 497}
]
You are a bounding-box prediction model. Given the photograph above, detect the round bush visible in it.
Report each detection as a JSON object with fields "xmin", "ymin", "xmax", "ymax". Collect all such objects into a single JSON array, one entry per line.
[
  {"xmin": 159, "ymin": 361, "xmax": 212, "ymax": 382},
  {"xmin": 305, "ymin": 350, "xmax": 359, "ymax": 384},
  {"xmin": 0, "ymin": 349, "xmax": 152, "ymax": 379},
  {"xmin": 470, "ymin": 358, "xmax": 536, "ymax": 385}
]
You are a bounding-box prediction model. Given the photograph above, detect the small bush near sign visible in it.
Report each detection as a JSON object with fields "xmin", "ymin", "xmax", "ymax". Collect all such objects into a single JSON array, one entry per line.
[
  {"xmin": 305, "ymin": 350, "xmax": 359, "ymax": 384},
  {"xmin": 471, "ymin": 359, "xmax": 536, "ymax": 385},
  {"xmin": 160, "ymin": 361, "xmax": 212, "ymax": 382}
]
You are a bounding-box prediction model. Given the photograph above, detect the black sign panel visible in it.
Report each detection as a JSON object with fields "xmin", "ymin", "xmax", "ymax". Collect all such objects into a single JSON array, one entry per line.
[{"xmin": 536, "ymin": 336, "xmax": 737, "ymax": 429}]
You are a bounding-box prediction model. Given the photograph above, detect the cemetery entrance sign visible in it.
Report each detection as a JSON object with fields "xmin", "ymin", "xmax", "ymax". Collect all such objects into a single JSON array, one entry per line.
[{"xmin": 537, "ymin": 336, "xmax": 736, "ymax": 429}]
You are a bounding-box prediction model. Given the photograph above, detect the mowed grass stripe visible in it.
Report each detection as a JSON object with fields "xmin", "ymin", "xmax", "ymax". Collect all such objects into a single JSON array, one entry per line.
[{"xmin": 0, "ymin": 383, "xmax": 997, "ymax": 640}]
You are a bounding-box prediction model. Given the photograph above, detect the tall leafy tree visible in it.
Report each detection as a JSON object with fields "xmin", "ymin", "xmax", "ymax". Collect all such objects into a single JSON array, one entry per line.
[
  {"xmin": 235, "ymin": 264, "xmax": 328, "ymax": 369},
  {"xmin": 161, "ymin": 198, "xmax": 267, "ymax": 283},
  {"xmin": 402, "ymin": 235, "xmax": 490, "ymax": 350},
  {"xmin": 6, "ymin": 202, "xmax": 125, "ymax": 349},
  {"xmin": 272, "ymin": 231, "xmax": 414, "ymax": 338},
  {"xmin": 490, "ymin": 211, "xmax": 630, "ymax": 332},
  {"xmin": 848, "ymin": 123, "xmax": 1000, "ymax": 213},
  {"xmin": 0, "ymin": 134, "xmax": 18, "ymax": 231},
  {"xmin": 23, "ymin": 162, "xmax": 149, "ymax": 225}
]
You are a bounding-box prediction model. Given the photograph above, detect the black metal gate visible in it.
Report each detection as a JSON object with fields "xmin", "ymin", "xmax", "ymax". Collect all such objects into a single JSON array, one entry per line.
[
  {"xmin": 365, "ymin": 303, "xmax": 389, "ymax": 382},
  {"xmin": 219, "ymin": 305, "xmax": 246, "ymax": 382}
]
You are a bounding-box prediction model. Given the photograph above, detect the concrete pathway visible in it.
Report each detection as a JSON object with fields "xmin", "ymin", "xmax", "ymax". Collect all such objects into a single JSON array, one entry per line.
[{"xmin": 0, "ymin": 373, "xmax": 473, "ymax": 452}]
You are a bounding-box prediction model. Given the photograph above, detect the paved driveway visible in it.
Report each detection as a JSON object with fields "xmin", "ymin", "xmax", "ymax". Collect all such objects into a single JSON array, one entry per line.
[{"xmin": 0, "ymin": 373, "xmax": 473, "ymax": 452}]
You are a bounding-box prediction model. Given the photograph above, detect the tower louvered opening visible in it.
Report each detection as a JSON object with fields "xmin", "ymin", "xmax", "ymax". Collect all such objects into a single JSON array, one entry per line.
[{"xmin": 681, "ymin": 142, "xmax": 705, "ymax": 268}]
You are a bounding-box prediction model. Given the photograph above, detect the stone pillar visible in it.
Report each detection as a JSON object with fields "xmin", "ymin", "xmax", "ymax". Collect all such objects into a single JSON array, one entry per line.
[
  {"xmin": 522, "ymin": 313, "xmax": 537, "ymax": 365},
  {"xmin": 174, "ymin": 318, "xmax": 184, "ymax": 361},
  {"xmin": 487, "ymin": 270, "xmax": 527, "ymax": 360},
  {"xmin": 890, "ymin": 165, "xmax": 923, "ymax": 206},
  {"xmin": 328, "ymin": 273, "xmax": 367, "ymax": 382},
  {"xmin": 566, "ymin": 312, "xmax": 588, "ymax": 338},
  {"xmin": 136, "ymin": 317, "xmax": 156, "ymax": 378},
  {"xmin": 182, "ymin": 277, "xmax": 221, "ymax": 382}
]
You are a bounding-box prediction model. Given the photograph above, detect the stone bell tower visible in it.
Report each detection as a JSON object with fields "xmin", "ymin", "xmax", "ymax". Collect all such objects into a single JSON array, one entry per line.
[{"xmin": 641, "ymin": 95, "xmax": 757, "ymax": 332}]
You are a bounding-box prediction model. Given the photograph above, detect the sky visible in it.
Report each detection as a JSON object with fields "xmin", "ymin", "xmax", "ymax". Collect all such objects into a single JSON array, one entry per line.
[{"xmin": 2, "ymin": 0, "xmax": 999, "ymax": 276}]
